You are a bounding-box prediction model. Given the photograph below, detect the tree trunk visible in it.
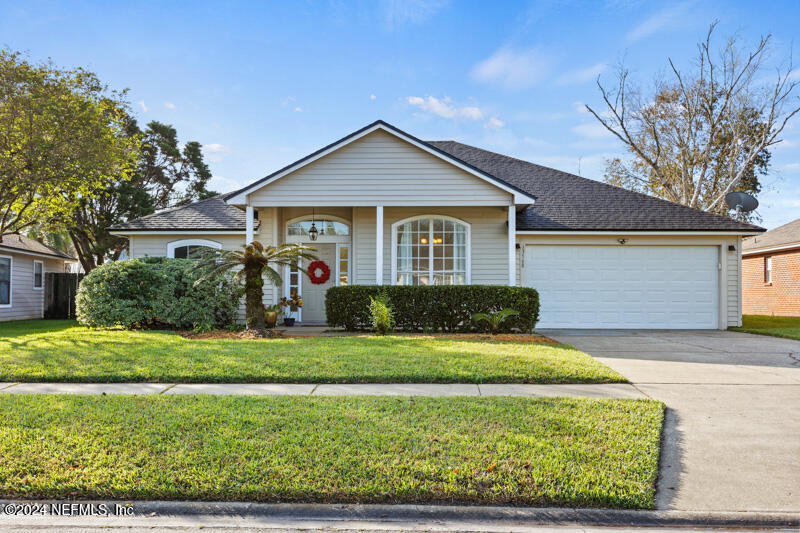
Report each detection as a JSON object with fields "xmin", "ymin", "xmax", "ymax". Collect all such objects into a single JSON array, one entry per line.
[{"xmin": 244, "ymin": 262, "xmax": 265, "ymax": 335}]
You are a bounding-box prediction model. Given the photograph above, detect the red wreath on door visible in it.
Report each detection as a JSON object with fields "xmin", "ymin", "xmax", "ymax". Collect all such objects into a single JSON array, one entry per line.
[{"xmin": 307, "ymin": 260, "xmax": 331, "ymax": 284}]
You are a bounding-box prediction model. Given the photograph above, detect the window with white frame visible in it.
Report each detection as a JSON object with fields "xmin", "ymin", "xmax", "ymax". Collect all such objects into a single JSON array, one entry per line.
[
  {"xmin": 337, "ymin": 244, "xmax": 350, "ymax": 286},
  {"xmin": 0, "ymin": 256, "xmax": 10, "ymax": 306},
  {"xmin": 167, "ymin": 239, "xmax": 222, "ymax": 259},
  {"xmin": 33, "ymin": 260, "xmax": 43, "ymax": 289},
  {"xmin": 394, "ymin": 216, "xmax": 469, "ymax": 285},
  {"xmin": 765, "ymin": 256, "xmax": 773, "ymax": 284}
]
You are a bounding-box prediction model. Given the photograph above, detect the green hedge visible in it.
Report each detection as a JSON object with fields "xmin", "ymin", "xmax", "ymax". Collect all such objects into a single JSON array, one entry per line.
[
  {"xmin": 326, "ymin": 285, "xmax": 539, "ymax": 333},
  {"xmin": 76, "ymin": 257, "xmax": 240, "ymax": 330}
]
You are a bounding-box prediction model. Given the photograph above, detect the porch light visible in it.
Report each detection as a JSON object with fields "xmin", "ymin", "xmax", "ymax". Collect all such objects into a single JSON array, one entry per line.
[{"xmin": 308, "ymin": 208, "xmax": 319, "ymax": 241}]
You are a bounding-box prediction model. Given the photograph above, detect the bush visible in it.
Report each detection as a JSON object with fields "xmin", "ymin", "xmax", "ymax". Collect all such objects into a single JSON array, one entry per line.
[
  {"xmin": 76, "ymin": 257, "xmax": 240, "ymax": 330},
  {"xmin": 326, "ymin": 285, "xmax": 539, "ymax": 333},
  {"xmin": 368, "ymin": 292, "xmax": 395, "ymax": 335}
]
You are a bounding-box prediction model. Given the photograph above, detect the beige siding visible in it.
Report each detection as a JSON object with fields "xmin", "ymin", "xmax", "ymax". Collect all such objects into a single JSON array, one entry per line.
[
  {"xmin": 516, "ymin": 234, "xmax": 744, "ymax": 330},
  {"xmin": 351, "ymin": 206, "xmax": 509, "ymax": 286},
  {"xmin": 728, "ymin": 236, "xmax": 742, "ymax": 327},
  {"xmin": 0, "ymin": 253, "xmax": 69, "ymax": 322},
  {"xmin": 248, "ymin": 130, "xmax": 513, "ymax": 206},
  {"xmin": 128, "ymin": 234, "xmax": 245, "ymax": 258}
]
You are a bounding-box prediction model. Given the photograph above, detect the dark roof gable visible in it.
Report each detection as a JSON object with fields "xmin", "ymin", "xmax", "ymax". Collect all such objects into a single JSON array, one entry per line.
[
  {"xmin": 427, "ymin": 141, "xmax": 764, "ymax": 233},
  {"xmin": 0, "ymin": 234, "xmax": 74, "ymax": 260},
  {"xmin": 108, "ymin": 195, "xmax": 254, "ymax": 232}
]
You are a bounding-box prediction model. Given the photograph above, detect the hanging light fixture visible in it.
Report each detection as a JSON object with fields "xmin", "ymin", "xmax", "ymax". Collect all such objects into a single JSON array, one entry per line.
[{"xmin": 308, "ymin": 208, "xmax": 319, "ymax": 241}]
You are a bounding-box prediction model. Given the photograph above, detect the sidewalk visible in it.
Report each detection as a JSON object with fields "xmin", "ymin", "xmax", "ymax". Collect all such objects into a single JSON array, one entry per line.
[{"xmin": 0, "ymin": 382, "xmax": 647, "ymax": 398}]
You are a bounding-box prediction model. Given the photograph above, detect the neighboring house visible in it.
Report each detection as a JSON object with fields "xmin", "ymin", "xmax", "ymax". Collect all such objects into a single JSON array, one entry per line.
[
  {"xmin": 0, "ymin": 234, "xmax": 76, "ymax": 322},
  {"xmin": 742, "ymin": 217, "xmax": 800, "ymax": 317},
  {"xmin": 109, "ymin": 120, "xmax": 764, "ymax": 329}
]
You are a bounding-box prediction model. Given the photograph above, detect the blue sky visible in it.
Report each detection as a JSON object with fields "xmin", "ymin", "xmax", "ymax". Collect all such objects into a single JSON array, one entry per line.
[{"xmin": 2, "ymin": 0, "xmax": 799, "ymax": 229}]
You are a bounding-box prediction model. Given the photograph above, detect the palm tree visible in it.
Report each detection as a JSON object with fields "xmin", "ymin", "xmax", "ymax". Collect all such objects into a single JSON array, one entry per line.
[
  {"xmin": 194, "ymin": 241, "xmax": 317, "ymax": 335},
  {"xmin": 472, "ymin": 308, "xmax": 520, "ymax": 335}
]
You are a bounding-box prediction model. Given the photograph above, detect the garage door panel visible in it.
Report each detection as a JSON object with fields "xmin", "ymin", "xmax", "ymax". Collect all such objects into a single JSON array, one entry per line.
[{"xmin": 525, "ymin": 245, "xmax": 719, "ymax": 329}]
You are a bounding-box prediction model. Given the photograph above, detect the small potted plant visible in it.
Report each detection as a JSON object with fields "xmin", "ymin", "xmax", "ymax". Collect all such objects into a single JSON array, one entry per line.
[
  {"xmin": 279, "ymin": 292, "xmax": 303, "ymax": 326},
  {"xmin": 264, "ymin": 303, "xmax": 282, "ymax": 329}
]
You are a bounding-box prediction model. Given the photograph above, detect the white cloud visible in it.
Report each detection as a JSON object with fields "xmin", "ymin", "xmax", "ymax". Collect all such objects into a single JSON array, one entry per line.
[
  {"xmin": 380, "ymin": 0, "xmax": 448, "ymax": 30},
  {"xmin": 281, "ymin": 96, "xmax": 296, "ymax": 107},
  {"xmin": 294, "ymin": 106, "xmax": 303, "ymax": 112},
  {"xmin": 370, "ymin": 93, "xmax": 377, "ymax": 100},
  {"xmin": 485, "ymin": 117, "xmax": 504, "ymax": 129},
  {"xmin": 207, "ymin": 175, "xmax": 244, "ymax": 193},
  {"xmin": 557, "ymin": 63, "xmax": 607, "ymax": 86},
  {"xmin": 573, "ymin": 101, "xmax": 589, "ymax": 114},
  {"xmin": 572, "ymin": 122, "xmax": 614, "ymax": 140},
  {"xmin": 164, "ymin": 101, "xmax": 176, "ymax": 110},
  {"xmin": 471, "ymin": 46, "xmax": 554, "ymax": 90},
  {"xmin": 137, "ymin": 100, "xmax": 148, "ymax": 112},
  {"xmin": 626, "ymin": 2, "xmax": 691, "ymax": 43},
  {"xmin": 203, "ymin": 143, "xmax": 231, "ymax": 163},
  {"xmin": 406, "ymin": 96, "xmax": 483, "ymax": 121}
]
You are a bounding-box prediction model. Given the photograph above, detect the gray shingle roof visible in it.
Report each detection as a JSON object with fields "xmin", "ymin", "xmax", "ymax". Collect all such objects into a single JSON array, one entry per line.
[
  {"xmin": 743, "ymin": 217, "xmax": 800, "ymax": 253},
  {"xmin": 109, "ymin": 195, "xmax": 255, "ymax": 232},
  {"xmin": 0, "ymin": 234, "xmax": 74, "ymax": 260},
  {"xmin": 427, "ymin": 141, "xmax": 764, "ymax": 232},
  {"xmin": 113, "ymin": 126, "xmax": 765, "ymax": 234}
]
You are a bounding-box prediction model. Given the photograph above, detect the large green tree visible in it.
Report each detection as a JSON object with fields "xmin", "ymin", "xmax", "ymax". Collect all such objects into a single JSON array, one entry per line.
[
  {"xmin": 0, "ymin": 50, "xmax": 138, "ymax": 241},
  {"xmin": 58, "ymin": 119, "xmax": 217, "ymax": 272},
  {"xmin": 587, "ymin": 24, "xmax": 799, "ymax": 221}
]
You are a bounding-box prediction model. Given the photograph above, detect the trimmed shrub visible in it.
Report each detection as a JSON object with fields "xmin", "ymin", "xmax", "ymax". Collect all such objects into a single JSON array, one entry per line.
[
  {"xmin": 326, "ymin": 285, "xmax": 539, "ymax": 332},
  {"xmin": 76, "ymin": 257, "xmax": 239, "ymax": 330}
]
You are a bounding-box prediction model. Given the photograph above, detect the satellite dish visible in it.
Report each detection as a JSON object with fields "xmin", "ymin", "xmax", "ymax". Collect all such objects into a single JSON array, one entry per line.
[{"xmin": 725, "ymin": 192, "xmax": 759, "ymax": 215}]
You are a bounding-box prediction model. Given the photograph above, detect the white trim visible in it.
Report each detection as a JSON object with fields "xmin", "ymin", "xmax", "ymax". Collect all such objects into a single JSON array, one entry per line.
[
  {"xmin": 0, "ymin": 254, "xmax": 11, "ymax": 308},
  {"xmin": 376, "ymin": 206, "xmax": 384, "ymax": 285},
  {"xmin": 516, "ymin": 230, "xmax": 762, "ymax": 236},
  {"xmin": 33, "ymin": 260, "xmax": 44, "ymax": 290},
  {"xmin": 245, "ymin": 206, "xmax": 254, "ymax": 245},
  {"xmin": 166, "ymin": 239, "xmax": 223, "ymax": 259},
  {"xmin": 272, "ymin": 208, "xmax": 279, "ymax": 305},
  {"xmin": 249, "ymin": 200, "xmax": 514, "ymax": 207},
  {"xmin": 225, "ymin": 122, "xmax": 535, "ymax": 205},
  {"xmin": 109, "ymin": 230, "xmax": 246, "ymax": 236},
  {"xmin": 390, "ymin": 214, "xmax": 472, "ymax": 286},
  {"xmin": 508, "ymin": 206, "xmax": 516, "ymax": 286},
  {"xmin": 742, "ymin": 242, "xmax": 800, "ymax": 256}
]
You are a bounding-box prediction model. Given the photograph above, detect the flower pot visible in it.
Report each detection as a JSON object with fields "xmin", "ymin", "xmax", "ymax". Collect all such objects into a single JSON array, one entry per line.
[
  {"xmin": 283, "ymin": 317, "xmax": 296, "ymax": 327},
  {"xmin": 265, "ymin": 311, "xmax": 278, "ymax": 329}
]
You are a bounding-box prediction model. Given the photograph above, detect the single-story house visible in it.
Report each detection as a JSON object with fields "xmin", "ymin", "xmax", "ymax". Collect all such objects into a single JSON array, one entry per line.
[
  {"xmin": 742, "ymin": 217, "xmax": 800, "ymax": 317},
  {"xmin": 0, "ymin": 234, "xmax": 76, "ymax": 322},
  {"xmin": 109, "ymin": 120, "xmax": 764, "ymax": 329}
]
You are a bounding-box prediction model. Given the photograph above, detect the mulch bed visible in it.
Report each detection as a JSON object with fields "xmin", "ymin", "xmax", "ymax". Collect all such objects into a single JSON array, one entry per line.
[{"xmin": 179, "ymin": 330, "xmax": 557, "ymax": 344}]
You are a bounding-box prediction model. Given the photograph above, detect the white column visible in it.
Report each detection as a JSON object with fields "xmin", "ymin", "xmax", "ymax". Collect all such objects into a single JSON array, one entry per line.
[
  {"xmin": 508, "ymin": 205, "xmax": 516, "ymax": 286},
  {"xmin": 245, "ymin": 205, "xmax": 254, "ymax": 245},
  {"xmin": 375, "ymin": 205, "xmax": 384, "ymax": 285}
]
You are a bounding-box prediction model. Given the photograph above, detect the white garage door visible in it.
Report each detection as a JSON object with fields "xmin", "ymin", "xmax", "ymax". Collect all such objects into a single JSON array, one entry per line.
[{"xmin": 525, "ymin": 245, "xmax": 719, "ymax": 329}]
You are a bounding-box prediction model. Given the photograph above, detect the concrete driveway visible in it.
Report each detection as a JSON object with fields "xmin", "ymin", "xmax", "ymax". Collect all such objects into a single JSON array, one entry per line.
[{"xmin": 542, "ymin": 329, "xmax": 800, "ymax": 513}]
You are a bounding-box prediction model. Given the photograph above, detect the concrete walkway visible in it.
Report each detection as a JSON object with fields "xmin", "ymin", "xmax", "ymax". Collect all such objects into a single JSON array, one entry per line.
[
  {"xmin": 0, "ymin": 381, "xmax": 645, "ymax": 399},
  {"xmin": 541, "ymin": 329, "xmax": 800, "ymax": 514}
]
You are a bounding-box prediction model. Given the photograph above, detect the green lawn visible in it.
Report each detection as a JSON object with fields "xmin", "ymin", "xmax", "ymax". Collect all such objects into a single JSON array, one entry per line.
[
  {"xmin": 731, "ymin": 315, "xmax": 800, "ymax": 340},
  {"xmin": 0, "ymin": 394, "xmax": 664, "ymax": 508},
  {"xmin": 0, "ymin": 320, "xmax": 625, "ymax": 384}
]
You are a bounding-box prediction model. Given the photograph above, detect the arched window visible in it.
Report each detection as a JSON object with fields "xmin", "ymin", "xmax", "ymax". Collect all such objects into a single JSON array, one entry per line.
[
  {"xmin": 167, "ymin": 239, "xmax": 222, "ymax": 259},
  {"xmin": 392, "ymin": 216, "xmax": 470, "ymax": 286},
  {"xmin": 287, "ymin": 218, "xmax": 350, "ymax": 238}
]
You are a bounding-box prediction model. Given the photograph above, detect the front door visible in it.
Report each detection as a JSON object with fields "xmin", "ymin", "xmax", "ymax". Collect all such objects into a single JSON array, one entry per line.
[{"xmin": 300, "ymin": 243, "xmax": 336, "ymax": 323}]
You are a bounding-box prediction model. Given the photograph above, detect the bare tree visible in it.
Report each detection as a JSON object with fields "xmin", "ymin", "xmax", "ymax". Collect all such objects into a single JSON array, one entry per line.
[{"xmin": 587, "ymin": 23, "xmax": 800, "ymax": 217}]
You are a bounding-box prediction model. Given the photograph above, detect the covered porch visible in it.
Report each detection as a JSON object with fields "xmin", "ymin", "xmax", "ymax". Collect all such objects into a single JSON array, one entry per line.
[{"xmin": 245, "ymin": 205, "xmax": 517, "ymax": 324}]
